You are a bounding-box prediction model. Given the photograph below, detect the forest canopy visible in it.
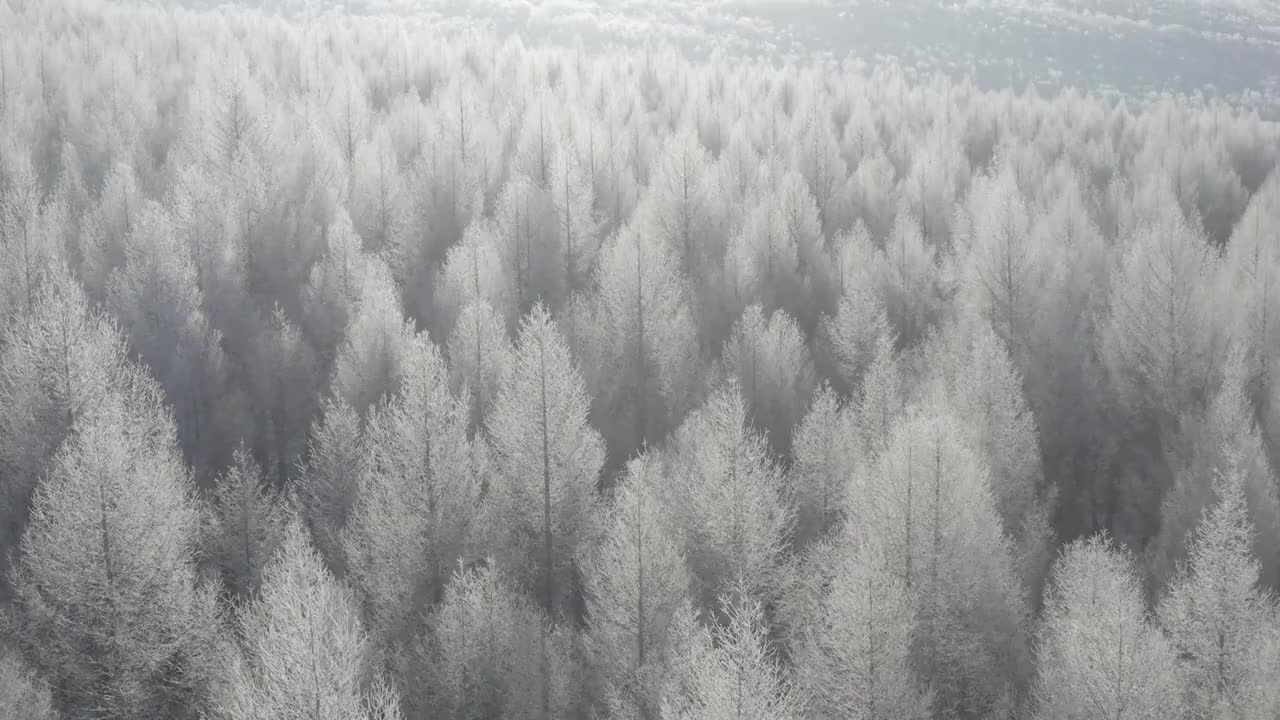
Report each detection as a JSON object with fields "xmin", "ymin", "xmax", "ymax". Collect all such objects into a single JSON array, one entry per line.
[{"xmin": 1, "ymin": 0, "xmax": 1280, "ymax": 718}]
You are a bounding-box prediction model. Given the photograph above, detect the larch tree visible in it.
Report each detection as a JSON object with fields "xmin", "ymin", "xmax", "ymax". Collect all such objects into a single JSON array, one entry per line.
[
  {"xmin": 1032, "ymin": 535, "xmax": 1179, "ymax": 720},
  {"xmin": 203, "ymin": 444, "xmax": 290, "ymax": 598},
  {"xmin": 0, "ymin": 650, "xmax": 56, "ymax": 720},
  {"xmin": 350, "ymin": 127, "xmax": 409, "ymax": 255},
  {"xmin": 343, "ymin": 335, "xmax": 482, "ymax": 665},
  {"xmin": 638, "ymin": 129, "xmax": 714, "ymax": 275},
  {"xmin": 660, "ymin": 585, "xmax": 805, "ymax": 720},
  {"xmin": 300, "ymin": 396, "xmax": 369, "ymax": 577},
  {"xmin": 955, "ymin": 163, "xmax": 1039, "ymax": 354},
  {"xmin": 245, "ymin": 305, "xmax": 321, "ymax": 485},
  {"xmin": 1158, "ymin": 456, "xmax": 1278, "ymax": 719},
  {"xmin": 550, "ymin": 141, "xmax": 602, "ymax": 302},
  {"xmin": 0, "ymin": 273, "xmax": 130, "ymax": 586},
  {"xmin": 922, "ymin": 317, "xmax": 1055, "ymax": 606},
  {"xmin": 0, "ymin": 146, "xmax": 58, "ymax": 329},
  {"xmin": 579, "ymin": 223, "xmax": 698, "ymax": 462},
  {"xmin": 434, "ymin": 218, "xmax": 518, "ymax": 342},
  {"xmin": 1101, "ymin": 200, "xmax": 1217, "ymax": 437},
  {"xmin": 445, "ymin": 299, "xmax": 515, "ymax": 431},
  {"xmin": 855, "ymin": 330, "xmax": 904, "ymax": 460},
  {"xmin": 823, "ymin": 222, "xmax": 891, "ymax": 395},
  {"xmin": 1216, "ymin": 173, "xmax": 1280, "ymax": 444},
  {"xmin": 775, "ymin": 169, "xmax": 834, "ymax": 326},
  {"xmin": 300, "ymin": 210, "xmax": 370, "ymax": 367},
  {"xmin": 330, "ymin": 259, "xmax": 416, "ymax": 419},
  {"xmin": 721, "ymin": 304, "xmax": 816, "ymax": 456},
  {"xmin": 789, "ymin": 539, "xmax": 931, "ymax": 720},
  {"xmin": 878, "ymin": 207, "xmax": 941, "ymax": 348},
  {"xmin": 207, "ymin": 520, "xmax": 402, "ymax": 720},
  {"xmin": 106, "ymin": 200, "xmax": 244, "ymax": 476},
  {"xmin": 846, "ymin": 408, "xmax": 1031, "ymax": 718},
  {"xmin": 664, "ymin": 383, "xmax": 793, "ymax": 613},
  {"xmin": 1150, "ymin": 347, "xmax": 1280, "ymax": 591},
  {"xmin": 485, "ymin": 304, "xmax": 605, "ymax": 617},
  {"xmin": 790, "ymin": 383, "xmax": 858, "ymax": 546},
  {"xmin": 11, "ymin": 389, "xmax": 219, "ymax": 720},
  {"xmin": 580, "ymin": 453, "xmax": 692, "ymax": 718},
  {"xmin": 421, "ymin": 562, "xmax": 579, "ymax": 720}
]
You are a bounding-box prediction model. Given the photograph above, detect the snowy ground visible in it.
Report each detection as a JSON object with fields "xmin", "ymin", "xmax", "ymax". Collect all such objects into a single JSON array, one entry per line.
[{"xmin": 182, "ymin": 0, "xmax": 1280, "ymax": 109}]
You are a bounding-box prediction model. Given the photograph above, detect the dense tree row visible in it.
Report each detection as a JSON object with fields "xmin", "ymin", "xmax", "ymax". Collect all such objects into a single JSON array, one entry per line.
[{"xmin": 1, "ymin": 0, "xmax": 1279, "ymax": 718}]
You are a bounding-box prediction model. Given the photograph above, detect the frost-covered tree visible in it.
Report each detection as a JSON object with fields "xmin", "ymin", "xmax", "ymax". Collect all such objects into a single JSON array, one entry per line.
[
  {"xmin": 207, "ymin": 520, "xmax": 402, "ymax": 720},
  {"xmin": 0, "ymin": 147, "xmax": 60, "ymax": 327},
  {"xmin": 300, "ymin": 211, "xmax": 369, "ymax": 365},
  {"xmin": 1101, "ymin": 202, "xmax": 1216, "ymax": 434},
  {"xmin": 1032, "ymin": 535, "xmax": 1179, "ymax": 720},
  {"xmin": 422, "ymin": 563, "xmax": 579, "ymax": 720},
  {"xmin": 0, "ymin": 650, "xmax": 55, "ymax": 720},
  {"xmin": 846, "ymin": 408, "xmax": 1030, "ymax": 717},
  {"xmin": 106, "ymin": 200, "xmax": 243, "ymax": 475},
  {"xmin": 0, "ymin": 273, "xmax": 132, "ymax": 579},
  {"xmin": 721, "ymin": 304, "xmax": 816, "ymax": 456},
  {"xmin": 878, "ymin": 207, "xmax": 941, "ymax": 348},
  {"xmin": 1150, "ymin": 347, "xmax": 1280, "ymax": 590},
  {"xmin": 344, "ymin": 336, "xmax": 482, "ymax": 650},
  {"xmin": 300, "ymin": 397, "xmax": 368, "ymax": 577},
  {"xmin": 854, "ymin": 330, "xmax": 903, "ymax": 459},
  {"xmin": 246, "ymin": 305, "xmax": 321, "ymax": 484},
  {"xmin": 434, "ymin": 218, "xmax": 517, "ymax": 341},
  {"xmin": 580, "ymin": 453, "xmax": 691, "ymax": 717},
  {"xmin": 955, "ymin": 164, "xmax": 1038, "ymax": 352},
  {"xmin": 790, "ymin": 384, "xmax": 857, "ymax": 546},
  {"xmin": 486, "ymin": 304, "xmax": 604, "ymax": 615},
  {"xmin": 923, "ymin": 317, "xmax": 1055, "ymax": 604},
  {"xmin": 446, "ymin": 300, "xmax": 515, "ymax": 430},
  {"xmin": 330, "ymin": 259, "xmax": 416, "ymax": 418},
  {"xmin": 579, "ymin": 224, "xmax": 698, "ymax": 461},
  {"xmin": 664, "ymin": 384, "xmax": 792, "ymax": 611},
  {"xmin": 789, "ymin": 539, "xmax": 930, "ymax": 720},
  {"xmin": 204, "ymin": 444, "xmax": 289, "ymax": 597},
  {"xmin": 661, "ymin": 586, "xmax": 805, "ymax": 720},
  {"xmin": 1158, "ymin": 458, "xmax": 1277, "ymax": 719},
  {"xmin": 11, "ymin": 390, "xmax": 218, "ymax": 720},
  {"xmin": 823, "ymin": 226, "xmax": 891, "ymax": 393}
]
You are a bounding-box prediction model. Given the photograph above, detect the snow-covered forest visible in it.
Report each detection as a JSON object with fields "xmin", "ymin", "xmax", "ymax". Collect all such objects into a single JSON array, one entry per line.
[{"xmin": 2, "ymin": 0, "xmax": 1280, "ymax": 718}]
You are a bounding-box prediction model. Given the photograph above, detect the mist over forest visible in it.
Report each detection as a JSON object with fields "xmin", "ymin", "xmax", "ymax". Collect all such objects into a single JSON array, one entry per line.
[{"xmin": 1, "ymin": 0, "xmax": 1280, "ymax": 718}]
